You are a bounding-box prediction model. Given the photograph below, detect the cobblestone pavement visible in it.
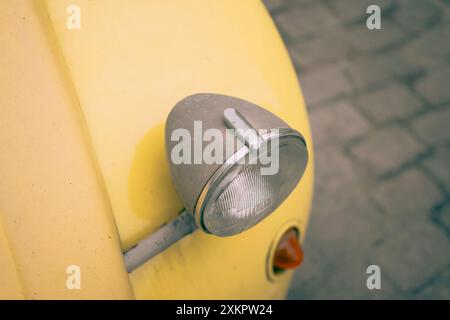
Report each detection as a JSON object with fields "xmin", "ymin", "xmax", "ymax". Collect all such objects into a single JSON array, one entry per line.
[{"xmin": 264, "ymin": 0, "xmax": 450, "ymax": 299}]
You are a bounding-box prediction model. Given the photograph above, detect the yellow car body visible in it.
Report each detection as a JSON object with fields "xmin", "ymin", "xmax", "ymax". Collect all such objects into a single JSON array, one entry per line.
[{"xmin": 0, "ymin": 0, "xmax": 313, "ymax": 299}]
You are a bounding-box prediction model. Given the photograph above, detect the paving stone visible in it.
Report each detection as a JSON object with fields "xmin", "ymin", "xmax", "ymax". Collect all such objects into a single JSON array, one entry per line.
[
  {"xmin": 394, "ymin": 0, "xmax": 441, "ymax": 32},
  {"xmin": 355, "ymin": 83, "xmax": 423, "ymax": 123},
  {"xmin": 423, "ymin": 146, "xmax": 450, "ymax": 192},
  {"xmin": 309, "ymin": 100, "xmax": 370, "ymax": 148},
  {"xmin": 370, "ymin": 221, "xmax": 450, "ymax": 292},
  {"xmin": 310, "ymin": 198, "xmax": 384, "ymax": 251},
  {"xmin": 431, "ymin": 0, "xmax": 450, "ymax": 22},
  {"xmin": 411, "ymin": 107, "xmax": 450, "ymax": 145},
  {"xmin": 415, "ymin": 66, "xmax": 450, "ymax": 106},
  {"xmin": 299, "ymin": 64, "xmax": 353, "ymax": 106},
  {"xmin": 439, "ymin": 204, "xmax": 450, "ymax": 232},
  {"xmin": 313, "ymin": 147, "xmax": 373, "ymax": 223},
  {"xmin": 288, "ymin": 26, "xmax": 352, "ymax": 70},
  {"xmin": 328, "ymin": 0, "xmax": 396, "ymax": 24},
  {"xmin": 351, "ymin": 126, "xmax": 425, "ymax": 175},
  {"xmin": 371, "ymin": 169, "xmax": 442, "ymax": 219},
  {"xmin": 347, "ymin": 20, "xmax": 408, "ymax": 53},
  {"xmin": 274, "ymin": 4, "xmax": 340, "ymax": 40},
  {"xmin": 415, "ymin": 266, "xmax": 450, "ymax": 299},
  {"xmin": 344, "ymin": 53, "xmax": 422, "ymax": 90},
  {"xmin": 400, "ymin": 25, "xmax": 450, "ymax": 69},
  {"xmin": 314, "ymin": 147, "xmax": 363, "ymax": 191}
]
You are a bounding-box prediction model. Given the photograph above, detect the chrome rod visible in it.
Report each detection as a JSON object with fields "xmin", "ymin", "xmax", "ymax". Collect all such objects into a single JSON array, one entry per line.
[
  {"xmin": 124, "ymin": 210, "xmax": 198, "ymax": 272},
  {"xmin": 223, "ymin": 107, "xmax": 264, "ymax": 150}
]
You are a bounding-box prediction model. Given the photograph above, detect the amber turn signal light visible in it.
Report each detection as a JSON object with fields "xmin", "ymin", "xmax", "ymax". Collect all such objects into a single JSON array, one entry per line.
[{"xmin": 273, "ymin": 228, "xmax": 303, "ymax": 271}]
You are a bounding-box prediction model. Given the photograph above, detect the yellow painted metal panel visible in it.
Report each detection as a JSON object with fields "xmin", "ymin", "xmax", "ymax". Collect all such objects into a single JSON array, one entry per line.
[
  {"xmin": 0, "ymin": 0, "xmax": 133, "ymax": 299},
  {"xmin": 0, "ymin": 218, "xmax": 24, "ymax": 299},
  {"xmin": 44, "ymin": 0, "xmax": 314, "ymax": 299}
]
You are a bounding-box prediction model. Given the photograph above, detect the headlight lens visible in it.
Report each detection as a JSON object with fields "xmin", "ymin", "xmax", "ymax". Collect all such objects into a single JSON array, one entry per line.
[{"xmin": 197, "ymin": 131, "xmax": 307, "ymax": 236}]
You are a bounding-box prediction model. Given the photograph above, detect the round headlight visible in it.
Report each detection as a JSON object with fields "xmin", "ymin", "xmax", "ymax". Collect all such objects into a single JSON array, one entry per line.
[{"xmin": 165, "ymin": 93, "xmax": 308, "ymax": 237}]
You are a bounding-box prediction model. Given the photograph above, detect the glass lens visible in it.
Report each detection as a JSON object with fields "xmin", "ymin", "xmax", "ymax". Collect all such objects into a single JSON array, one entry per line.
[{"xmin": 202, "ymin": 138, "xmax": 307, "ymax": 236}]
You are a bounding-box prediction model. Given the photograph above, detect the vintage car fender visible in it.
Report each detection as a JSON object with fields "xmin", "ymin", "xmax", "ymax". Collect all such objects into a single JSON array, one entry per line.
[{"xmin": 0, "ymin": 0, "xmax": 314, "ymax": 299}]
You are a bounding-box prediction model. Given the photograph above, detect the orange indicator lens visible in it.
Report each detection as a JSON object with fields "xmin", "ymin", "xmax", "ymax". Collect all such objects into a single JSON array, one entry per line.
[{"xmin": 273, "ymin": 228, "xmax": 303, "ymax": 271}]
